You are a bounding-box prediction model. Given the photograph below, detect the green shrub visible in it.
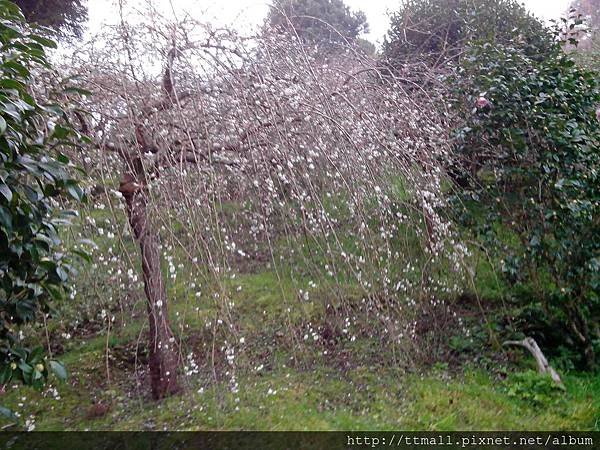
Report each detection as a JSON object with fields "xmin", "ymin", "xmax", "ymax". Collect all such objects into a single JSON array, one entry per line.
[
  {"xmin": 449, "ymin": 39, "xmax": 600, "ymax": 369},
  {"xmin": 0, "ymin": 0, "xmax": 86, "ymax": 395},
  {"xmin": 504, "ymin": 370, "xmax": 565, "ymax": 407}
]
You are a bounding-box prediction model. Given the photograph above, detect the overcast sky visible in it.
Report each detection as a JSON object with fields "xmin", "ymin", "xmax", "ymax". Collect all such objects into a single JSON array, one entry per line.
[{"xmin": 87, "ymin": 0, "xmax": 573, "ymax": 45}]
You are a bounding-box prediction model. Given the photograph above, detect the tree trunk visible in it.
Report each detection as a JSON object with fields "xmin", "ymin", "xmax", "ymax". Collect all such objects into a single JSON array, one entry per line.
[
  {"xmin": 120, "ymin": 173, "xmax": 180, "ymax": 399},
  {"xmin": 569, "ymin": 305, "xmax": 596, "ymax": 371}
]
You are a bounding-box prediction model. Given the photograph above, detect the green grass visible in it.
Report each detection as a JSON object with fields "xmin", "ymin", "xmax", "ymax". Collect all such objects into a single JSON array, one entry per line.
[
  {"xmin": 1, "ymin": 349, "xmax": 597, "ymax": 431},
  {"xmin": 3, "ymin": 189, "xmax": 598, "ymax": 432},
  {"xmin": 403, "ymin": 370, "xmax": 599, "ymax": 430},
  {"xmin": 1, "ymin": 253, "xmax": 598, "ymax": 431},
  {"xmin": 3, "ymin": 243, "xmax": 597, "ymax": 431}
]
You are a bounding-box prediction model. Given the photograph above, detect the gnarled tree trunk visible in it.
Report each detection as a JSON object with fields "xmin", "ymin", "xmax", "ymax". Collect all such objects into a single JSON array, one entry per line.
[{"xmin": 120, "ymin": 169, "xmax": 180, "ymax": 399}]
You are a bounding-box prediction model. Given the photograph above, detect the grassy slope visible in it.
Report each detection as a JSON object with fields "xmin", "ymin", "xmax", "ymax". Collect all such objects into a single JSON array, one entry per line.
[
  {"xmin": 1, "ymin": 202, "xmax": 598, "ymax": 431},
  {"xmin": 0, "ymin": 348, "xmax": 598, "ymax": 430},
  {"xmin": 0, "ymin": 264, "xmax": 598, "ymax": 431}
]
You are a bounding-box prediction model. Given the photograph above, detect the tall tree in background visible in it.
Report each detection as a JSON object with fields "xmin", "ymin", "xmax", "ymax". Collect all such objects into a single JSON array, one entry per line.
[
  {"xmin": 382, "ymin": 0, "xmax": 551, "ymax": 69},
  {"xmin": 266, "ymin": 0, "xmax": 368, "ymax": 47},
  {"xmin": 12, "ymin": 0, "xmax": 87, "ymax": 38}
]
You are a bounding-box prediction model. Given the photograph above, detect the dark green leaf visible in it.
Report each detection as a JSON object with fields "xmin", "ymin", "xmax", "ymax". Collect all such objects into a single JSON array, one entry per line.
[
  {"xmin": 0, "ymin": 183, "xmax": 11, "ymax": 202},
  {"xmin": 48, "ymin": 360, "xmax": 67, "ymax": 381}
]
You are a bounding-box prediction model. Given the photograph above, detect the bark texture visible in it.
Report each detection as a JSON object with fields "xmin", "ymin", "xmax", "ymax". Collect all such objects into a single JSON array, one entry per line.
[{"xmin": 120, "ymin": 170, "xmax": 180, "ymax": 399}]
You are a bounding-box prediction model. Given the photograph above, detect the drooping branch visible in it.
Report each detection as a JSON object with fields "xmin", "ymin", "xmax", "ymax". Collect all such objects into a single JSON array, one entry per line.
[{"xmin": 70, "ymin": 16, "xmax": 463, "ymax": 395}]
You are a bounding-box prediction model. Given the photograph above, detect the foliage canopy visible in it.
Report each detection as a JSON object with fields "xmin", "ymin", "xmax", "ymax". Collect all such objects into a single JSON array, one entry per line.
[
  {"xmin": 267, "ymin": 0, "xmax": 368, "ymax": 47},
  {"xmin": 0, "ymin": 0, "xmax": 85, "ymax": 396},
  {"xmin": 382, "ymin": 0, "xmax": 553, "ymax": 68},
  {"xmin": 12, "ymin": 0, "xmax": 87, "ymax": 38}
]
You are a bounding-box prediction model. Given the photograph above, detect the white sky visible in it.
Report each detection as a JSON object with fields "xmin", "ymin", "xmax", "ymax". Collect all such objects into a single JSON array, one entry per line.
[{"xmin": 87, "ymin": 0, "xmax": 573, "ymax": 45}]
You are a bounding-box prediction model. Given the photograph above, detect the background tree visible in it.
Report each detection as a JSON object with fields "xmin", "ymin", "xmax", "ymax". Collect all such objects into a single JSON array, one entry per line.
[
  {"xmin": 266, "ymin": 0, "xmax": 369, "ymax": 47},
  {"xmin": 382, "ymin": 0, "xmax": 552, "ymax": 69},
  {"xmin": 12, "ymin": 0, "xmax": 87, "ymax": 38},
  {"xmin": 0, "ymin": 0, "xmax": 85, "ymax": 406}
]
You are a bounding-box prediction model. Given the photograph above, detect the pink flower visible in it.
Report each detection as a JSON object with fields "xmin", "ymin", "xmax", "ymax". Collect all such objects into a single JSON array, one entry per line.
[
  {"xmin": 596, "ymin": 106, "xmax": 600, "ymax": 123},
  {"xmin": 476, "ymin": 96, "xmax": 491, "ymax": 109}
]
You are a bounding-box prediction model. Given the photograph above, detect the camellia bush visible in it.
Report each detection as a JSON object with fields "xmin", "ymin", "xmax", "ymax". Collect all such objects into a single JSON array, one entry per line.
[
  {"xmin": 450, "ymin": 38, "xmax": 600, "ymax": 369},
  {"xmin": 0, "ymin": 0, "xmax": 86, "ymax": 397}
]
